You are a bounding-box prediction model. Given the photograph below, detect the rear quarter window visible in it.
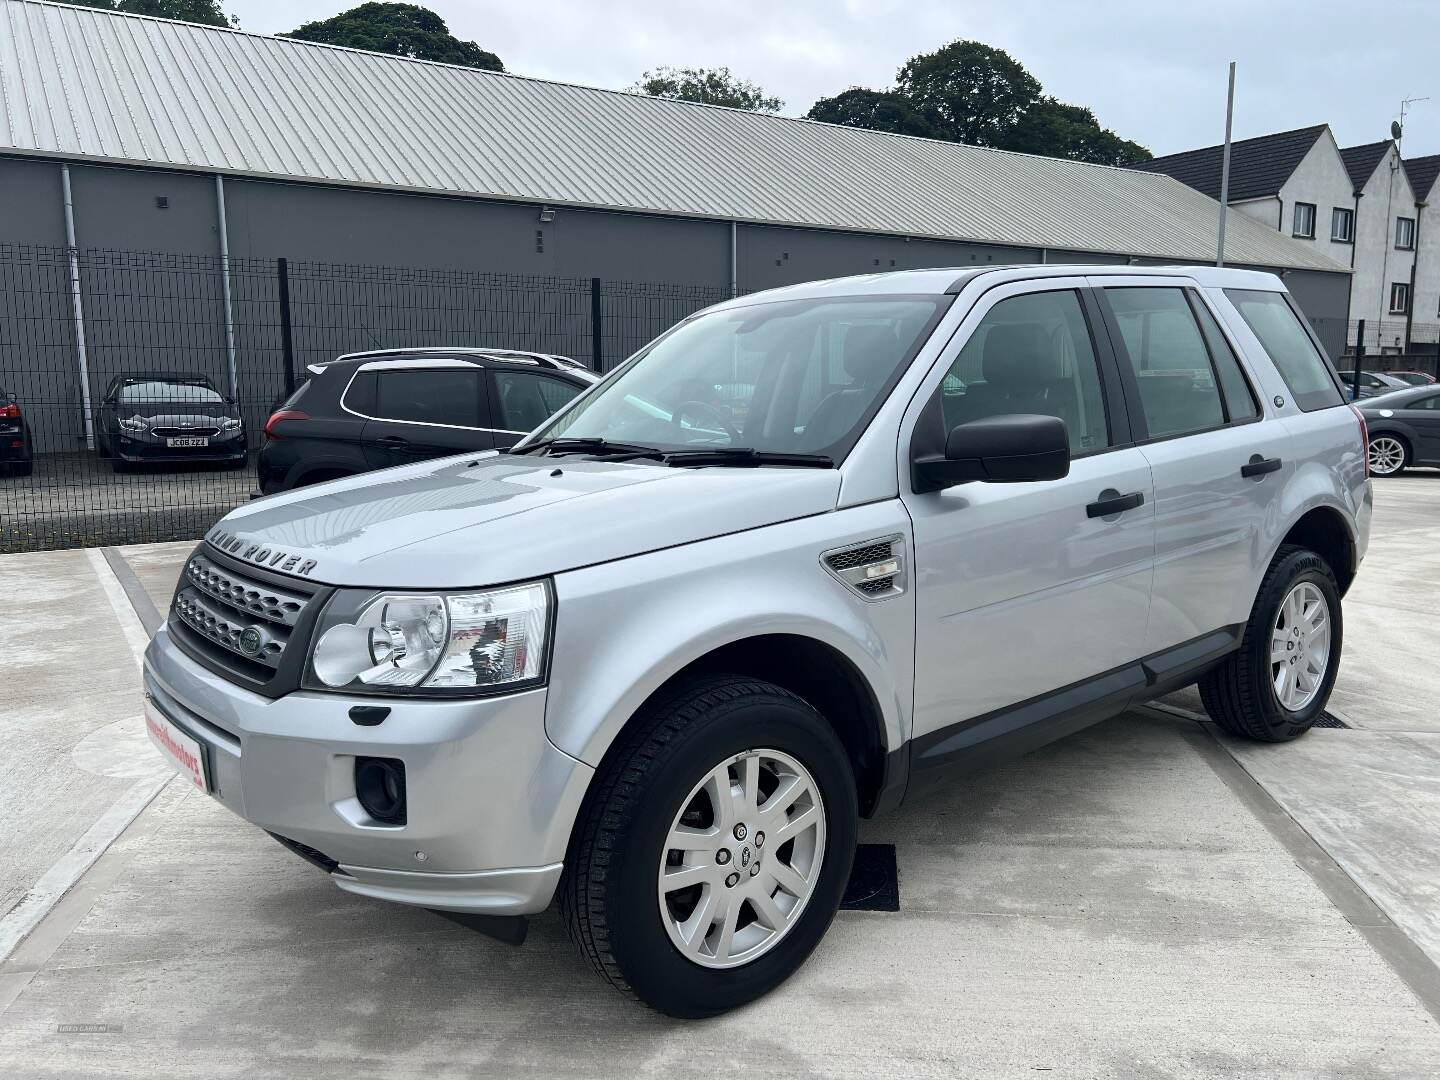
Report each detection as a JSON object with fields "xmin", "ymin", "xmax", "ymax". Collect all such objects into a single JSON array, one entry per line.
[{"xmin": 1223, "ymin": 289, "xmax": 1344, "ymax": 411}]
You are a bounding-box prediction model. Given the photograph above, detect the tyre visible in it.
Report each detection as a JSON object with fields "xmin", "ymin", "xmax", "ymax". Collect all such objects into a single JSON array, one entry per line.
[
  {"xmin": 1367, "ymin": 433, "xmax": 1409, "ymax": 476},
  {"xmin": 1199, "ymin": 545, "xmax": 1342, "ymax": 742},
  {"xmin": 12, "ymin": 458, "xmax": 32, "ymax": 477},
  {"xmin": 561, "ymin": 675, "xmax": 857, "ymax": 1018}
]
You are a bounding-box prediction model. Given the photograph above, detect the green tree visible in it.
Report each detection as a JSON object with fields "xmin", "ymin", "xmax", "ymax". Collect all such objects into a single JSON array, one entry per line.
[
  {"xmin": 1007, "ymin": 98, "xmax": 1151, "ymax": 167},
  {"xmin": 896, "ymin": 41, "xmax": 1040, "ymax": 148},
  {"xmin": 630, "ymin": 67, "xmax": 782, "ymax": 113},
  {"xmin": 805, "ymin": 88, "xmax": 938, "ymax": 139},
  {"xmin": 806, "ymin": 40, "xmax": 1150, "ymax": 165},
  {"xmin": 284, "ymin": 3, "xmax": 504, "ymax": 71},
  {"xmin": 49, "ymin": 0, "xmax": 236, "ymax": 25}
]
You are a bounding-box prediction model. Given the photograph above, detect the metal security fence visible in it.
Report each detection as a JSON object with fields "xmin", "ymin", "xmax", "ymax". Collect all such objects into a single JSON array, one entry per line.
[
  {"xmin": 0, "ymin": 244, "xmax": 730, "ymax": 553},
  {"xmin": 1342, "ymin": 317, "xmax": 1440, "ymax": 382}
]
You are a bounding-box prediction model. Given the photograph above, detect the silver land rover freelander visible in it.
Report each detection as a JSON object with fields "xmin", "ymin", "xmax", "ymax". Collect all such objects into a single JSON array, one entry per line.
[{"xmin": 143, "ymin": 265, "xmax": 1370, "ymax": 1017}]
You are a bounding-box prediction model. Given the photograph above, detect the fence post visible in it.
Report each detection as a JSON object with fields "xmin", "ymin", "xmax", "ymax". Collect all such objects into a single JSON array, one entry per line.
[
  {"xmin": 590, "ymin": 277, "xmax": 603, "ymax": 373},
  {"xmin": 278, "ymin": 258, "xmax": 296, "ymax": 395},
  {"xmin": 1352, "ymin": 319, "xmax": 1364, "ymax": 402}
]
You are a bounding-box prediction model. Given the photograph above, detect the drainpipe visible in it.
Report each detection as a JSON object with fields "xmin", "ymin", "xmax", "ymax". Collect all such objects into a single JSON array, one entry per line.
[
  {"xmin": 215, "ymin": 176, "xmax": 238, "ymax": 400},
  {"xmin": 1404, "ymin": 201, "xmax": 1423, "ymax": 352},
  {"xmin": 60, "ymin": 164, "xmax": 95, "ymax": 450},
  {"xmin": 729, "ymin": 221, "xmax": 737, "ymax": 298}
]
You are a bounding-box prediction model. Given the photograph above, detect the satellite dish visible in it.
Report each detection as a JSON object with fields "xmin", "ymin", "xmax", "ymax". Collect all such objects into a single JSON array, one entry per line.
[{"xmin": 1392, "ymin": 120, "xmax": 1403, "ymax": 140}]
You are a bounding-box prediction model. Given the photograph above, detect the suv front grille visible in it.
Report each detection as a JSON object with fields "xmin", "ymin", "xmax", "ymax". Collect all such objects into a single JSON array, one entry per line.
[
  {"xmin": 169, "ymin": 547, "xmax": 325, "ymax": 695},
  {"xmin": 152, "ymin": 425, "xmax": 220, "ymax": 438}
]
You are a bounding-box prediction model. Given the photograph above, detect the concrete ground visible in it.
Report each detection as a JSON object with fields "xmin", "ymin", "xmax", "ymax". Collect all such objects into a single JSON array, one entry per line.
[{"xmin": 1, "ymin": 478, "xmax": 1438, "ymax": 1077}]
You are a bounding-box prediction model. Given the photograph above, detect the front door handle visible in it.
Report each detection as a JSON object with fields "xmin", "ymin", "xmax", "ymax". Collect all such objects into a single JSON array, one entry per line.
[
  {"xmin": 1240, "ymin": 455, "xmax": 1282, "ymax": 478},
  {"xmin": 1086, "ymin": 490, "xmax": 1145, "ymax": 518}
]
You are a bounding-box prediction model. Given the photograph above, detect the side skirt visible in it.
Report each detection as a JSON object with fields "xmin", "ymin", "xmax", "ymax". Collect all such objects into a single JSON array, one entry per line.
[{"xmin": 903, "ymin": 626, "xmax": 1242, "ymax": 803}]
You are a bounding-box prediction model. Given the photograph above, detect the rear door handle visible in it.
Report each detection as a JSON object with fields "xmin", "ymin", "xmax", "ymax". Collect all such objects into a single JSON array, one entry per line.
[
  {"xmin": 1086, "ymin": 490, "xmax": 1145, "ymax": 518},
  {"xmin": 1240, "ymin": 455, "xmax": 1282, "ymax": 478},
  {"xmin": 376, "ymin": 435, "xmax": 410, "ymax": 446}
]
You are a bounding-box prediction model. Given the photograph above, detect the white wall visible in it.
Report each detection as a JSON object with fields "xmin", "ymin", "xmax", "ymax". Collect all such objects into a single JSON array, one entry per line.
[
  {"xmin": 1235, "ymin": 197, "xmax": 1280, "ymax": 227},
  {"xmin": 1350, "ymin": 143, "xmax": 1417, "ymax": 351},
  {"xmin": 1412, "ymin": 201, "xmax": 1440, "ymax": 343},
  {"xmin": 1277, "ymin": 132, "xmax": 1357, "ymax": 275}
]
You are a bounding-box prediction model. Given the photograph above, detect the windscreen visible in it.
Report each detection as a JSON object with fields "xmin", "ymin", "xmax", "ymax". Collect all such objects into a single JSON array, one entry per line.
[
  {"xmin": 119, "ymin": 380, "xmax": 225, "ymax": 405},
  {"xmin": 531, "ymin": 295, "xmax": 949, "ymax": 460}
]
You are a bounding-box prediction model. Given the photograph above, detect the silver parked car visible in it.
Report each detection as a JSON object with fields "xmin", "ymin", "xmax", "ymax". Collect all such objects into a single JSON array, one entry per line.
[{"xmin": 143, "ymin": 265, "xmax": 1370, "ymax": 1016}]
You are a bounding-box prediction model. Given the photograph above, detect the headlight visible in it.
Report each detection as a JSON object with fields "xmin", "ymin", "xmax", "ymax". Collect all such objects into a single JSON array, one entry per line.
[
  {"xmin": 221, "ymin": 417, "xmax": 242, "ymax": 430},
  {"xmin": 118, "ymin": 416, "xmax": 148, "ymax": 434},
  {"xmin": 305, "ymin": 582, "xmax": 551, "ymax": 696}
]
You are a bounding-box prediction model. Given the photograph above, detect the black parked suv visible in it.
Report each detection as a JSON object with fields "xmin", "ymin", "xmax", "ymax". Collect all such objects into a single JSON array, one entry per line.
[
  {"xmin": 0, "ymin": 385, "xmax": 34, "ymax": 477},
  {"xmin": 95, "ymin": 372, "xmax": 247, "ymax": 472},
  {"xmin": 257, "ymin": 349, "xmax": 598, "ymax": 494}
]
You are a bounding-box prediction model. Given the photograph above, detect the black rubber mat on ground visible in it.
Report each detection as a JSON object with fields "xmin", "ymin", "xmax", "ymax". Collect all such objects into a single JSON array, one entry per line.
[
  {"xmin": 1312, "ymin": 712, "xmax": 1349, "ymax": 729},
  {"xmin": 841, "ymin": 843, "xmax": 899, "ymax": 911}
]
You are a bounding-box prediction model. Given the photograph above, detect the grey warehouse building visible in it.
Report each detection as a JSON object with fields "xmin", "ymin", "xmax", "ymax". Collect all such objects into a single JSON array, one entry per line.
[{"xmin": 0, "ymin": 0, "xmax": 1351, "ymax": 454}]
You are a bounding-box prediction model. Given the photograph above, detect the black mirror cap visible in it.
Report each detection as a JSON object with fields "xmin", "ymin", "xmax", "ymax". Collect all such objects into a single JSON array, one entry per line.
[{"xmin": 913, "ymin": 413, "xmax": 1071, "ymax": 492}]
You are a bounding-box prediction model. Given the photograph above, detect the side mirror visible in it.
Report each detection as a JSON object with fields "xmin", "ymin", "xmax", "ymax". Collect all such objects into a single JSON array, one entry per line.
[{"xmin": 913, "ymin": 413, "xmax": 1070, "ymax": 492}]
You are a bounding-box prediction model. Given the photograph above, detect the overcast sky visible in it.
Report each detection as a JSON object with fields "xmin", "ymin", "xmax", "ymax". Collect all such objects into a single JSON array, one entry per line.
[{"xmin": 225, "ymin": 0, "xmax": 1440, "ymax": 160}]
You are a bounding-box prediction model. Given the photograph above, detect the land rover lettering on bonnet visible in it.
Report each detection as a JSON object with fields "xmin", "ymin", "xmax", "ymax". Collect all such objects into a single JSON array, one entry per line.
[
  {"xmin": 144, "ymin": 266, "xmax": 1370, "ymax": 1018},
  {"xmin": 207, "ymin": 529, "xmax": 318, "ymax": 576}
]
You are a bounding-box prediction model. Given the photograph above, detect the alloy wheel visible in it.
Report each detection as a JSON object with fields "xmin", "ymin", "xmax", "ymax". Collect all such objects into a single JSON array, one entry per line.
[
  {"xmin": 656, "ymin": 748, "xmax": 826, "ymax": 970},
  {"xmin": 1270, "ymin": 581, "xmax": 1331, "ymax": 712},
  {"xmin": 1368, "ymin": 436, "xmax": 1406, "ymax": 475}
]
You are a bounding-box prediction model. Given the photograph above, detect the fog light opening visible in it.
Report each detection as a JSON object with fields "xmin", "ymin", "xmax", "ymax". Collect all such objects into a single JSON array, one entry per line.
[{"xmin": 354, "ymin": 757, "xmax": 407, "ymax": 826}]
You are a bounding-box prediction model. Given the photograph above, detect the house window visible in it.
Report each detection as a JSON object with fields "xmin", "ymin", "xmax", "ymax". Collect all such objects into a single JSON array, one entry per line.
[
  {"xmin": 1396, "ymin": 217, "xmax": 1416, "ymax": 249},
  {"xmin": 1330, "ymin": 207, "xmax": 1354, "ymax": 243},
  {"xmin": 1389, "ymin": 282, "xmax": 1411, "ymax": 314},
  {"xmin": 1292, "ymin": 202, "xmax": 1317, "ymax": 239}
]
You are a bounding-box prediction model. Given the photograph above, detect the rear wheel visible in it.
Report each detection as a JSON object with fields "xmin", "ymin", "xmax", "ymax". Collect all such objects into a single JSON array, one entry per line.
[
  {"xmin": 1367, "ymin": 434, "xmax": 1409, "ymax": 476},
  {"xmin": 1200, "ymin": 545, "xmax": 1342, "ymax": 741},
  {"xmin": 561, "ymin": 675, "xmax": 857, "ymax": 1018}
]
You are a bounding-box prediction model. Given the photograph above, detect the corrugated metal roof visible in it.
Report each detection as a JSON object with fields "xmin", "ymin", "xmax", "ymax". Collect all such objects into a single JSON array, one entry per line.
[
  {"xmin": 0, "ymin": 0, "xmax": 1347, "ymax": 273},
  {"xmin": 1138, "ymin": 124, "xmax": 1329, "ymax": 203}
]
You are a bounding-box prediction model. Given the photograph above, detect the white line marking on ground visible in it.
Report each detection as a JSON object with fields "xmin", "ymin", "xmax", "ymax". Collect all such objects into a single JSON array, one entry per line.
[{"xmin": 0, "ymin": 549, "xmax": 174, "ymax": 965}]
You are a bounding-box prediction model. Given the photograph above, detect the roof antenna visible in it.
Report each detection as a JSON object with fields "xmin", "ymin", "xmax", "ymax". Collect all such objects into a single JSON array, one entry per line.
[{"xmin": 1394, "ymin": 96, "xmax": 1428, "ymax": 162}]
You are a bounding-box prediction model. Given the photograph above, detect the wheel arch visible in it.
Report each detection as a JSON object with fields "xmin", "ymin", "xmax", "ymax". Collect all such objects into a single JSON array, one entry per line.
[{"xmin": 1278, "ymin": 504, "xmax": 1357, "ymax": 595}]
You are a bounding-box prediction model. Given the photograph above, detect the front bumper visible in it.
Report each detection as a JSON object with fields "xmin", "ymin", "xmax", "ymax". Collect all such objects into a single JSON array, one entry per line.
[{"xmin": 143, "ymin": 623, "xmax": 593, "ymax": 915}]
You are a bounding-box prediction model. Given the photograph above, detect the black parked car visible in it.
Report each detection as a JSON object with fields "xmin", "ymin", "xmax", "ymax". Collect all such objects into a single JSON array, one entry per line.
[
  {"xmin": 0, "ymin": 384, "xmax": 34, "ymax": 477},
  {"xmin": 257, "ymin": 348, "xmax": 598, "ymax": 494},
  {"xmin": 95, "ymin": 372, "xmax": 247, "ymax": 472},
  {"xmin": 1358, "ymin": 385, "xmax": 1440, "ymax": 475}
]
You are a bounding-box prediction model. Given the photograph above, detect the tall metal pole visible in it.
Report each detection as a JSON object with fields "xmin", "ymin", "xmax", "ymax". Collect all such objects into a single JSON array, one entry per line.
[
  {"xmin": 729, "ymin": 221, "xmax": 737, "ymax": 298},
  {"xmin": 215, "ymin": 176, "xmax": 239, "ymax": 400},
  {"xmin": 61, "ymin": 164, "xmax": 95, "ymax": 450},
  {"xmin": 1216, "ymin": 61, "xmax": 1236, "ymax": 267},
  {"xmin": 277, "ymin": 258, "xmax": 296, "ymax": 396}
]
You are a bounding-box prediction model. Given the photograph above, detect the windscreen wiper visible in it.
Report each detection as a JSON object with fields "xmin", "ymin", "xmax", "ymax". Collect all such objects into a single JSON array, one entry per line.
[
  {"xmin": 510, "ymin": 437, "xmax": 666, "ymax": 460},
  {"xmin": 660, "ymin": 448, "xmax": 834, "ymax": 469}
]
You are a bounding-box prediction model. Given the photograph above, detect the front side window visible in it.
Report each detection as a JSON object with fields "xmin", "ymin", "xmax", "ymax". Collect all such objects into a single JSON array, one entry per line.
[
  {"xmin": 1225, "ymin": 289, "xmax": 1344, "ymax": 411},
  {"xmin": 532, "ymin": 295, "xmax": 949, "ymax": 461},
  {"xmin": 1331, "ymin": 207, "xmax": 1354, "ymax": 242},
  {"xmin": 492, "ymin": 371, "xmax": 583, "ymax": 433},
  {"xmin": 939, "ymin": 290, "xmax": 1110, "ymax": 454},
  {"xmin": 1106, "ymin": 287, "xmax": 1225, "ymax": 438},
  {"xmin": 373, "ymin": 369, "xmax": 482, "ymax": 427},
  {"xmin": 1396, "ymin": 217, "xmax": 1416, "ymax": 250},
  {"xmin": 1293, "ymin": 202, "xmax": 1317, "ymax": 239},
  {"xmin": 1390, "ymin": 282, "xmax": 1411, "ymax": 314}
]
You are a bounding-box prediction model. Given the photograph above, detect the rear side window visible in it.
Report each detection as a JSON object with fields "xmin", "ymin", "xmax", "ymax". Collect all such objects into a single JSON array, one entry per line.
[
  {"xmin": 373, "ymin": 369, "xmax": 483, "ymax": 427},
  {"xmin": 492, "ymin": 371, "xmax": 583, "ymax": 432},
  {"xmin": 1191, "ymin": 298, "xmax": 1260, "ymax": 421},
  {"xmin": 1106, "ymin": 287, "xmax": 1225, "ymax": 438},
  {"xmin": 1224, "ymin": 290, "xmax": 1343, "ymax": 411}
]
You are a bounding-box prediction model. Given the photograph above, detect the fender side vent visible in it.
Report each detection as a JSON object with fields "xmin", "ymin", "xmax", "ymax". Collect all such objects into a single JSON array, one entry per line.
[{"xmin": 822, "ymin": 534, "xmax": 906, "ymax": 601}]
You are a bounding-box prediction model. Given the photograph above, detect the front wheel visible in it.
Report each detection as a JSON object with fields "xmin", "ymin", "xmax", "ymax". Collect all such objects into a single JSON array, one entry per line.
[
  {"xmin": 1367, "ymin": 434, "xmax": 1409, "ymax": 476},
  {"xmin": 1199, "ymin": 545, "xmax": 1342, "ymax": 741},
  {"xmin": 561, "ymin": 675, "xmax": 857, "ymax": 1017}
]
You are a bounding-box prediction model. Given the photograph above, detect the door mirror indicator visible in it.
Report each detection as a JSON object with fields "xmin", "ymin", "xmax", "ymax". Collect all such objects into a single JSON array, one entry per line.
[{"xmin": 912, "ymin": 414, "xmax": 1071, "ymax": 492}]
